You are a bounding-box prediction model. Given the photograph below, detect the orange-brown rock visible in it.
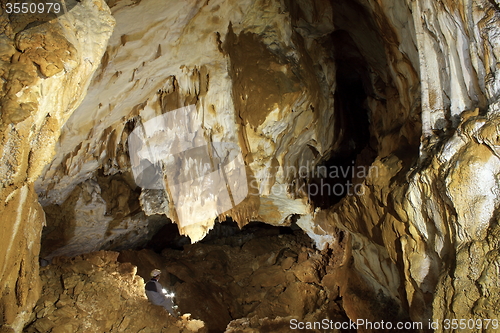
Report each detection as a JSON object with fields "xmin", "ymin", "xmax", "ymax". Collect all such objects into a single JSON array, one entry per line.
[
  {"xmin": 0, "ymin": 1, "xmax": 114, "ymax": 331},
  {"xmin": 24, "ymin": 251, "xmax": 206, "ymax": 333}
]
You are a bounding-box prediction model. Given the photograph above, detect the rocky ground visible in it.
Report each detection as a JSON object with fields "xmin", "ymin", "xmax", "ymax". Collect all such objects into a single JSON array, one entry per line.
[
  {"xmin": 23, "ymin": 251, "xmax": 206, "ymax": 333},
  {"xmin": 24, "ymin": 223, "xmax": 357, "ymax": 333},
  {"xmin": 118, "ymin": 223, "xmax": 354, "ymax": 332},
  {"xmin": 23, "ymin": 219, "xmax": 423, "ymax": 333}
]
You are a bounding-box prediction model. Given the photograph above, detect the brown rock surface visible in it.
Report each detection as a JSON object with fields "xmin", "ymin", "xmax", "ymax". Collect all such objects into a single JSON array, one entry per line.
[
  {"xmin": 118, "ymin": 226, "xmax": 352, "ymax": 332},
  {"xmin": 0, "ymin": 1, "xmax": 115, "ymax": 331},
  {"xmin": 24, "ymin": 251, "xmax": 206, "ymax": 333}
]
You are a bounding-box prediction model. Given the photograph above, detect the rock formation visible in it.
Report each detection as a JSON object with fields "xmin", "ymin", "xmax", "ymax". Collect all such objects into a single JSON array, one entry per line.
[
  {"xmin": 0, "ymin": 0, "xmax": 500, "ymax": 331},
  {"xmin": 24, "ymin": 251, "xmax": 206, "ymax": 333},
  {"xmin": 118, "ymin": 224, "xmax": 353, "ymax": 332},
  {"xmin": 0, "ymin": 1, "xmax": 114, "ymax": 331}
]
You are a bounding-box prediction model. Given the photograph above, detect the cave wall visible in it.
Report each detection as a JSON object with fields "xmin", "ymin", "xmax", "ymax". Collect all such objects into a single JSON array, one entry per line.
[
  {"xmin": 314, "ymin": 0, "xmax": 500, "ymax": 326},
  {"xmin": 0, "ymin": 1, "xmax": 114, "ymax": 331},
  {"xmin": 24, "ymin": 251, "xmax": 206, "ymax": 333}
]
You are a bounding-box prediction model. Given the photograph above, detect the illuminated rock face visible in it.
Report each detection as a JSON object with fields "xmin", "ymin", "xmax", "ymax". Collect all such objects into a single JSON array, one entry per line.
[
  {"xmin": 35, "ymin": 0, "xmax": 339, "ymax": 245},
  {"xmin": 0, "ymin": 1, "xmax": 114, "ymax": 331},
  {"xmin": 321, "ymin": 0, "xmax": 500, "ymax": 325},
  {"xmin": 1, "ymin": 0, "xmax": 500, "ymax": 330}
]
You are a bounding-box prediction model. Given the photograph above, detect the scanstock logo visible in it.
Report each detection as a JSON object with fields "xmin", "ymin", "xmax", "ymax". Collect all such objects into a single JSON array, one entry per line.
[{"xmin": 127, "ymin": 105, "xmax": 248, "ymax": 228}]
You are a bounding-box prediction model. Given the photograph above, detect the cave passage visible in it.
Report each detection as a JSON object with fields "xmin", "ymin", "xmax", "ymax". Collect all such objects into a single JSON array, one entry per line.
[
  {"xmin": 119, "ymin": 221, "xmax": 354, "ymax": 333},
  {"xmin": 307, "ymin": 30, "xmax": 375, "ymax": 209},
  {"xmin": 7, "ymin": 0, "xmax": 500, "ymax": 330}
]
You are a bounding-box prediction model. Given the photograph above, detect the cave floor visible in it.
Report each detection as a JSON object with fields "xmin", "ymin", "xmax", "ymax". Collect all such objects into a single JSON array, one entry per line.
[
  {"xmin": 25, "ymin": 225, "xmax": 354, "ymax": 333},
  {"xmin": 120, "ymin": 225, "xmax": 353, "ymax": 332}
]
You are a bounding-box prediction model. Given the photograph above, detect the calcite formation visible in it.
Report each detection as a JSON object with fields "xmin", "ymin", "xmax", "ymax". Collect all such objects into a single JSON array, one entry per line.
[
  {"xmin": 0, "ymin": 0, "xmax": 500, "ymax": 331},
  {"xmin": 320, "ymin": 0, "xmax": 500, "ymax": 327},
  {"xmin": 35, "ymin": 0, "xmax": 338, "ymax": 245}
]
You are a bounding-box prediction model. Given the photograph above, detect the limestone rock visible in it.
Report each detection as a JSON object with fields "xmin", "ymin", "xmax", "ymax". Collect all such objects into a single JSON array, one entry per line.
[
  {"xmin": 24, "ymin": 251, "xmax": 207, "ymax": 333},
  {"xmin": 35, "ymin": 0, "xmax": 337, "ymax": 244},
  {"xmin": 41, "ymin": 177, "xmax": 168, "ymax": 259},
  {"xmin": 1, "ymin": 0, "xmax": 500, "ymax": 330},
  {"xmin": 0, "ymin": 1, "xmax": 115, "ymax": 331},
  {"xmin": 313, "ymin": 0, "xmax": 500, "ymax": 327}
]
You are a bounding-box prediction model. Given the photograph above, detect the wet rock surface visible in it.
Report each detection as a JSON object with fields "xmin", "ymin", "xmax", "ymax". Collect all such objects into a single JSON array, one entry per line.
[{"xmin": 24, "ymin": 251, "xmax": 206, "ymax": 333}]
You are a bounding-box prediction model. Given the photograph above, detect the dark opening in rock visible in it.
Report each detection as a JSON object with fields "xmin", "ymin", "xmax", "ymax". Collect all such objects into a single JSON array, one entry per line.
[
  {"xmin": 307, "ymin": 30, "xmax": 376, "ymax": 209},
  {"xmin": 120, "ymin": 221, "xmax": 353, "ymax": 333}
]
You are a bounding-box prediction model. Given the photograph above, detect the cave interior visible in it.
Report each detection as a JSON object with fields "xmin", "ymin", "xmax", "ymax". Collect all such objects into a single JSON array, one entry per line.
[{"xmin": 2, "ymin": 0, "xmax": 500, "ymax": 332}]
